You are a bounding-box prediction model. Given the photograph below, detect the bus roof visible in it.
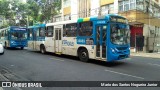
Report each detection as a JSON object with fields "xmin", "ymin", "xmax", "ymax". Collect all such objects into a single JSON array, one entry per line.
[
  {"xmin": 9, "ymin": 26, "xmax": 26, "ymax": 29},
  {"xmin": 28, "ymin": 24, "xmax": 46, "ymax": 29},
  {"xmin": 77, "ymin": 14, "xmax": 126, "ymax": 23},
  {"xmin": 0, "ymin": 28, "xmax": 8, "ymax": 31},
  {"xmin": 46, "ymin": 20, "xmax": 77, "ymax": 26}
]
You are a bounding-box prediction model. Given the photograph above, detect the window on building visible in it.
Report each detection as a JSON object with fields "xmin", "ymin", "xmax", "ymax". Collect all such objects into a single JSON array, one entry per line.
[
  {"xmin": 63, "ymin": 23, "xmax": 77, "ymax": 37},
  {"xmin": 101, "ymin": 4, "xmax": 113, "ymax": 14},
  {"xmin": 78, "ymin": 21, "xmax": 93, "ymax": 36},
  {"xmin": 137, "ymin": 0, "xmax": 144, "ymax": 10},
  {"xmin": 46, "ymin": 26, "xmax": 54, "ymax": 37},
  {"xmin": 119, "ymin": 1, "xmax": 123, "ymax": 12},
  {"xmin": 63, "ymin": 0, "xmax": 70, "ymax": 8},
  {"xmin": 64, "ymin": 14, "xmax": 71, "ymax": 21},
  {"xmin": 55, "ymin": 17, "xmax": 61, "ymax": 22},
  {"xmin": 101, "ymin": 5, "xmax": 109, "ymax": 15},
  {"xmin": 109, "ymin": 4, "xmax": 114, "ymax": 13},
  {"xmin": 130, "ymin": 0, "xmax": 136, "ymax": 10},
  {"xmin": 118, "ymin": 0, "xmax": 136, "ymax": 12}
]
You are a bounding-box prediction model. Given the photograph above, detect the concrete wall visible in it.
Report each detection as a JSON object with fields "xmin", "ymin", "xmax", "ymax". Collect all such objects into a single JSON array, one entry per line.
[
  {"xmin": 71, "ymin": 0, "xmax": 78, "ymax": 20},
  {"xmin": 90, "ymin": 0, "xmax": 99, "ymax": 17},
  {"xmin": 143, "ymin": 24, "xmax": 160, "ymax": 52},
  {"xmin": 143, "ymin": 24, "xmax": 155, "ymax": 52}
]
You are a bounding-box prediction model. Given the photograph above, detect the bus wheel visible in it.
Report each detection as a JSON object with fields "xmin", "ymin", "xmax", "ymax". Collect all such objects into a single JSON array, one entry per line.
[
  {"xmin": 40, "ymin": 45, "xmax": 46, "ymax": 54},
  {"xmin": 78, "ymin": 48, "xmax": 89, "ymax": 62},
  {"xmin": 21, "ymin": 47, "xmax": 24, "ymax": 50}
]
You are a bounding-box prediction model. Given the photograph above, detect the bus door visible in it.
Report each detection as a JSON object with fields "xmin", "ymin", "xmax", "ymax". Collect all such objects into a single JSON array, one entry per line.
[
  {"xmin": 45, "ymin": 26, "xmax": 54, "ymax": 52},
  {"xmin": 96, "ymin": 25, "xmax": 107, "ymax": 59},
  {"xmin": 54, "ymin": 27, "xmax": 62, "ymax": 54},
  {"xmin": 33, "ymin": 29, "xmax": 37, "ymax": 50}
]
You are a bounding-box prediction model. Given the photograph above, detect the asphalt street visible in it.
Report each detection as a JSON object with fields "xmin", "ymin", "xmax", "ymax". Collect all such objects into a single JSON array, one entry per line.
[{"xmin": 0, "ymin": 48, "xmax": 160, "ymax": 90}]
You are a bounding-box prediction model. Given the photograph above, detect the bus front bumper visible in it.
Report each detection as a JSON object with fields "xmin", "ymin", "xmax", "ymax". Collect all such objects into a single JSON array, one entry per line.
[
  {"xmin": 107, "ymin": 52, "xmax": 130, "ymax": 62},
  {"xmin": 10, "ymin": 41, "xmax": 27, "ymax": 48}
]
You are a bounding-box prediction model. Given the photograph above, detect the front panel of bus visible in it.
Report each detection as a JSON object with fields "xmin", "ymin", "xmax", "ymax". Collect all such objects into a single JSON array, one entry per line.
[
  {"xmin": 9, "ymin": 28, "xmax": 27, "ymax": 48},
  {"xmin": 108, "ymin": 16, "xmax": 130, "ymax": 61}
]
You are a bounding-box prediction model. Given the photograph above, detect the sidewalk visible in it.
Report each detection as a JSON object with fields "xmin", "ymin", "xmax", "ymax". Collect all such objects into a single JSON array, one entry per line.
[{"xmin": 131, "ymin": 52, "xmax": 160, "ymax": 58}]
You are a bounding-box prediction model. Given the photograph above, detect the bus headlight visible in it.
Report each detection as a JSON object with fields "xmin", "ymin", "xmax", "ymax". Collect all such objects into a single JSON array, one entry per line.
[
  {"xmin": 115, "ymin": 48, "xmax": 119, "ymax": 52},
  {"xmin": 11, "ymin": 41, "xmax": 15, "ymax": 44},
  {"xmin": 111, "ymin": 48, "xmax": 116, "ymax": 53}
]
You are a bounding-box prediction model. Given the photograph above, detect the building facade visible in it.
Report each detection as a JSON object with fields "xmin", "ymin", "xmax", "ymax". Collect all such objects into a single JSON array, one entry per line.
[{"xmin": 60, "ymin": 0, "xmax": 160, "ymax": 53}]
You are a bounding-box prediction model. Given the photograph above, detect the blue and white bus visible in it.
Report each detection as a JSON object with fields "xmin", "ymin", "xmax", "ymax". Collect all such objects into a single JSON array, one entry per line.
[
  {"xmin": 27, "ymin": 24, "xmax": 46, "ymax": 52},
  {"xmin": 28, "ymin": 14, "xmax": 130, "ymax": 62},
  {"xmin": 0, "ymin": 26, "xmax": 27, "ymax": 49}
]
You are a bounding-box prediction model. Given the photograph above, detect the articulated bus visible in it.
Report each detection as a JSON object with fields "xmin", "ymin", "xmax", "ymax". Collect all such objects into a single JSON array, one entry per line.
[
  {"xmin": 0, "ymin": 26, "xmax": 27, "ymax": 49},
  {"xmin": 28, "ymin": 14, "xmax": 130, "ymax": 62}
]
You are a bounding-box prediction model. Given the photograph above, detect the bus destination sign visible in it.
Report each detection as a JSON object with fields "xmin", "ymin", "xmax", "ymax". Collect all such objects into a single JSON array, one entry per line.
[{"xmin": 110, "ymin": 16, "xmax": 128, "ymax": 24}]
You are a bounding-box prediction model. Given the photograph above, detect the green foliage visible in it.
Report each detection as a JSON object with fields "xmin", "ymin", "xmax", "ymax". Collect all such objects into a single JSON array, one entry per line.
[
  {"xmin": 36, "ymin": 0, "xmax": 61, "ymax": 22},
  {"xmin": 0, "ymin": 0, "xmax": 61, "ymax": 27},
  {"xmin": 0, "ymin": 0, "xmax": 11, "ymax": 17}
]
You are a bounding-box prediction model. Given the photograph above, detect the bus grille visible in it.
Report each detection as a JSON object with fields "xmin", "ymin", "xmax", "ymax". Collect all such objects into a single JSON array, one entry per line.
[{"xmin": 116, "ymin": 47, "xmax": 128, "ymax": 50}]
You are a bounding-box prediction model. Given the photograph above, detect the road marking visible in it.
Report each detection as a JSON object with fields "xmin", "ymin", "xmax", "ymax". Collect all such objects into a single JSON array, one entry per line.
[
  {"xmin": 50, "ymin": 58, "xmax": 65, "ymax": 61},
  {"xmin": 148, "ymin": 63, "xmax": 160, "ymax": 67},
  {"xmin": 10, "ymin": 65, "xmax": 15, "ymax": 67},
  {"xmin": 126, "ymin": 58, "xmax": 131, "ymax": 60},
  {"xmin": 104, "ymin": 69, "xmax": 144, "ymax": 80}
]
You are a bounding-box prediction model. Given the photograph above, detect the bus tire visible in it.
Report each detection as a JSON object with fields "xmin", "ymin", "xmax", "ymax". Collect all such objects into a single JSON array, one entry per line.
[
  {"xmin": 40, "ymin": 45, "xmax": 46, "ymax": 54},
  {"xmin": 78, "ymin": 48, "xmax": 89, "ymax": 62},
  {"xmin": 21, "ymin": 47, "xmax": 24, "ymax": 50}
]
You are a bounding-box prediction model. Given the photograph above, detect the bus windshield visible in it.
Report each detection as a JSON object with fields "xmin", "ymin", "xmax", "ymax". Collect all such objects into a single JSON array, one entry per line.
[
  {"xmin": 110, "ymin": 24, "xmax": 130, "ymax": 45},
  {"xmin": 11, "ymin": 32, "xmax": 27, "ymax": 40}
]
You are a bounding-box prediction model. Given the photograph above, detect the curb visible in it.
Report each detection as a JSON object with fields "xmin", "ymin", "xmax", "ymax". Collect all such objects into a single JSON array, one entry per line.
[{"xmin": 131, "ymin": 53, "xmax": 160, "ymax": 58}]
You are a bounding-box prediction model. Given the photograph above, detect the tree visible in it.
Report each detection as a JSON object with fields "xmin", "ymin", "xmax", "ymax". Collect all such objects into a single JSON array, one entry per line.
[
  {"xmin": 36, "ymin": 0, "xmax": 61, "ymax": 22},
  {"xmin": 0, "ymin": 0, "xmax": 61, "ymax": 28},
  {"xmin": 0, "ymin": 0, "xmax": 11, "ymax": 18}
]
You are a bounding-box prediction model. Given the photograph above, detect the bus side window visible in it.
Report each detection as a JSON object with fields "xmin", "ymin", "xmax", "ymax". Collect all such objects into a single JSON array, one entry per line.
[
  {"xmin": 65, "ymin": 23, "xmax": 77, "ymax": 37},
  {"xmin": 5, "ymin": 30, "xmax": 7, "ymax": 37},
  {"xmin": 28, "ymin": 29, "xmax": 30, "ymax": 39},
  {"xmin": 46, "ymin": 26, "xmax": 54, "ymax": 37},
  {"xmin": 28, "ymin": 29, "xmax": 33, "ymax": 40},
  {"xmin": 45, "ymin": 27, "xmax": 47, "ymax": 37},
  {"xmin": 39, "ymin": 27, "xmax": 45, "ymax": 37},
  {"xmin": 63, "ymin": 25, "xmax": 66, "ymax": 37},
  {"xmin": 37, "ymin": 28, "xmax": 40, "ymax": 37},
  {"xmin": 79, "ymin": 21, "xmax": 93, "ymax": 36}
]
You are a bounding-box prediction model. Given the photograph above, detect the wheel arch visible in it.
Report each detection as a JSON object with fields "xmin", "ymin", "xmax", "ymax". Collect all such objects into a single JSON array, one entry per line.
[
  {"xmin": 40, "ymin": 44, "xmax": 45, "ymax": 48},
  {"xmin": 77, "ymin": 46, "xmax": 89, "ymax": 57}
]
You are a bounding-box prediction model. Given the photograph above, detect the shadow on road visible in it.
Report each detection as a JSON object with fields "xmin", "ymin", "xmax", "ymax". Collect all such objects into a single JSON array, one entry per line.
[
  {"xmin": 46, "ymin": 52, "xmax": 126, "ymax": 67},
  {"xmin": 89, "ymin": 60, "xmax": 126, "ymax": 67},
  {"xmin": 26, "ymin": 51, "xmax": 127, "ymax": 67},
  {"xmin": 5, "ymin": 47, "xmax": 23, "ymax": 50}
]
